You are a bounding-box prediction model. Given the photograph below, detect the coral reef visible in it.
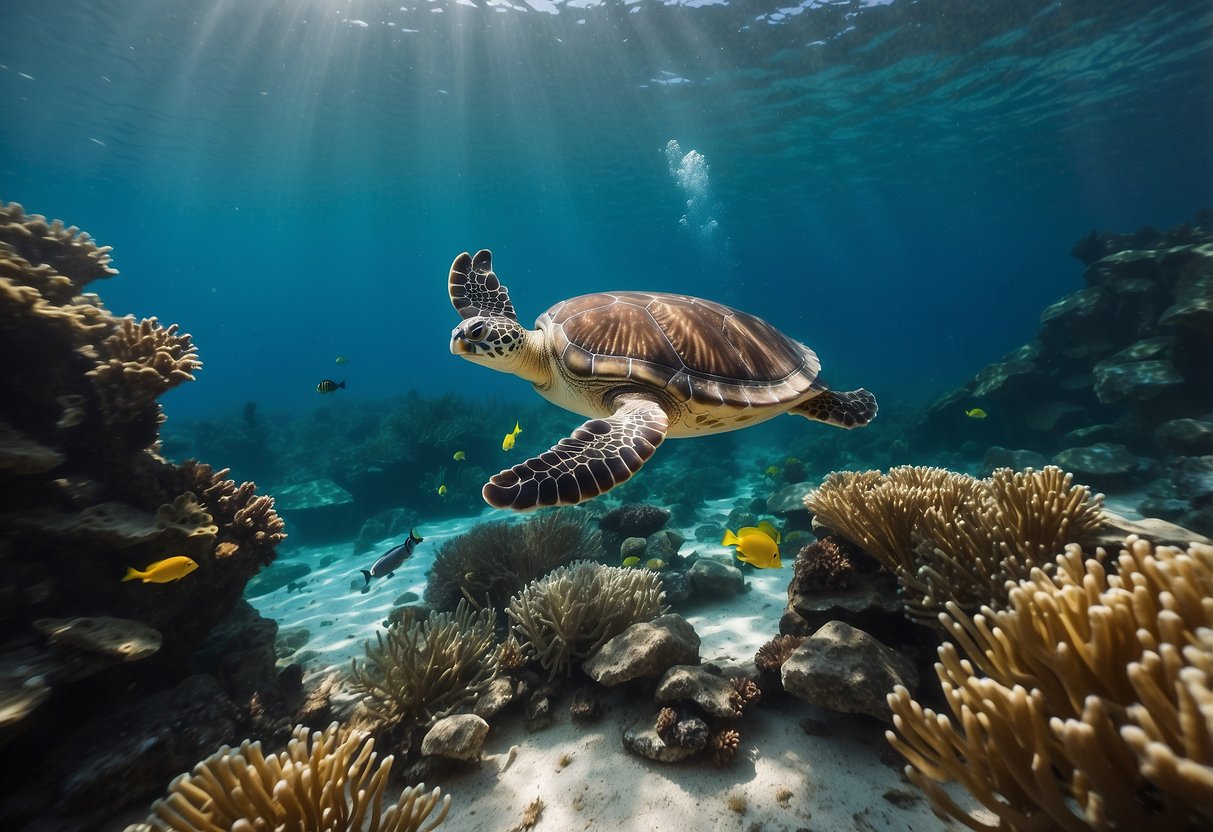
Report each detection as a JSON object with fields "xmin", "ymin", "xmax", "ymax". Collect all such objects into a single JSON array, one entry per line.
[
  {"xmin": 805, "ymin": 465, "xmax": 1104, "ymax": 619},
  {"xmin": 507, "ymin": 562, "xmax": 667, "ymax": 679},
  {"xmin": 887, "ymin": 536, "xmax": 1213, "ymax": 830},
  {"xmin": 911, "ymin": 215, "xmax": 1213, "ymax": 534},
  {"xmin": 0, "ymin": 201, "xmax": 291, "ymax": 828},
  {"xmin": 135, "ymin": 722, "xmax": 450, "ymax": 832},
  {"xmin": 790, "ymin": 537, "xmax": 856, "ymax": 594},
  {"xmin": 425, "ymin": 509, "xmax": 603, "ymax": 611},
  {"xmin": 349, "ymin": 602, "xmax": 499, "ymax": 740},
  {"xmin": 710, "ymin": 728, "xmax": 742, "ymax": 767}
]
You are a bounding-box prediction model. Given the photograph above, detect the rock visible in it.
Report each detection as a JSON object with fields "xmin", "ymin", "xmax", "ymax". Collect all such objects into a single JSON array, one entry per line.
[
  {"xmin": 1039, "ymin": 287, "xmax": 1110, "ymax": 348},
  {"xmin": 781, "ymin": 572, "xmax": 908, "ymax": 648},
  {"xmin": 1020, "ymin": 402, "xmax": 1086, "ymax": 433},
  {"xmin": 655, "ymin": 665, "xmax": 741, "ymax": 719},
  {"xmin": 766, "ymin": 482, "xmax": 813, "ymax": 519},
  {"xmin": 275, "ymin": 628, "xmax": 310, "ymax": 659},
  {"xmin": 472, "ymin": 677, "xmax": 515, "ymax": 720},
  {"xmin": 1158, "ymin": 244, "xmax": 1213, "ymax": 329},
  {"xmin": 622, "ymin": 725, "xmax": 702, "ymax": 763},
  {"xmin": 245, "ymin": 561, "xmax": 311, "ymax": 599},
  {"xmin": 1093, "ymin": 358, "xmax": 1183, "ymax": 403},
  {"xmin": 274, "ymin": 478, "xmax": 354, "ymax": 511},
  {"xmin": 1155, "ymin": 419, "xmax": 1213, "ymax": 455},
  {"xmin": 420, "ymin": 714, "xmax": 490, "ymax": 762},
  {"xmin": 584, "ymin": 614, "xmax": 700, "ymax": 686},
  {"xmin": 658, "ymin": 570, "xmax": 691, "ymax": 605},
  {"xmin": 688, "ymin": 559, "xmax": 743, "ymax": 597},
  {"xmin": 1053, "ymin": 443, "xmax": 1139, "ymax": 478},
  {"xmin": 1172, "ymin": 455, "xmax": 1213, "ymax": 500},
  {"xmin": 34, "ymin": 616, "xmax": 162, "ymax": 663},
  {"xmin": 971, "ymin": 358, "xmax": 1038, "ymax": 398},
  {"xmin": 272, "ymin": 479, "xmax": 357, "ymax": 543},
  {"xmin": 1095, "ymin": 511, "xmax": 1212, "ymax": 549},
  {"xmin": 781, "ymin": 621, "xmax": 917, "ymax": 722},
  {"xmin": 620, "ymin": 536, "xmax": 647, "ymax": 560},
  {"xmin": 694, "ymin": 523, "xmax": 724, "ymax": 542},
  {"xmin": 645, "ymin": 529, "xmax": 683, "ymax": 562},
  {"xmin": 599, "ymin": 504, "xmax": 670, "ymax": 538}
]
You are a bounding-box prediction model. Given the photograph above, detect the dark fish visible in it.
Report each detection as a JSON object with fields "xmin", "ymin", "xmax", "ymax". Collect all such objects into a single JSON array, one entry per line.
[
  {"xmin": 317, "ymin": 379, "xmax": 346, "ymax": 394},
  {"xmin": 360, "ymin": 529, "xmax": 423, "ymax": 594}
]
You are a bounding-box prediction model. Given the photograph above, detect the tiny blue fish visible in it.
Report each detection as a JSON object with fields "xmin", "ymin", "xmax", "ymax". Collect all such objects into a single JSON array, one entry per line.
[{"xmin": 359, "ymin": 529, "xmax": 423, "ymax": 594}]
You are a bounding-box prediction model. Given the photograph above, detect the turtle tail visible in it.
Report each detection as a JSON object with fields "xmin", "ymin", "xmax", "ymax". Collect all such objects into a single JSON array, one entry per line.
[{"xmin": 792, "ymin": 388, "xmax": 877, "ymax": 429}]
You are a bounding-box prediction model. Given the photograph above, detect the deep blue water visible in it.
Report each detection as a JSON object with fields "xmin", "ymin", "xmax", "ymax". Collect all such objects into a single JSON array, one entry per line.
[{"xmin": 2, "ymin": 0, "xmax": 1210, "ymax": 421}]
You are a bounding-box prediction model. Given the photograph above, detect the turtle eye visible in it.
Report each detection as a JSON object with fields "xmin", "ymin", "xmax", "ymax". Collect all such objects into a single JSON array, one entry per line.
[{"xmin": 466, "ymin": 321, "xmax": 487, "ymax": 341}]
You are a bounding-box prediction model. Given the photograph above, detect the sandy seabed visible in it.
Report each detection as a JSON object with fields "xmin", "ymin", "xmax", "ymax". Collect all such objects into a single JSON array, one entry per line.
[{"xmin": 250, "ymin": 498, "xmax": 986, "ymax": 832}]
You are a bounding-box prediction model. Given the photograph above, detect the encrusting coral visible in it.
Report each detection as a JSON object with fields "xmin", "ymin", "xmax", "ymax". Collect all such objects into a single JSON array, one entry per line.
[
  {"xmin": 507, "ymin": 561, "xmax": 667, "ymax": 679},
  {"xmin": 887, "ymin": 536, "xmax": 1213, "ymax": 831},
  {"xmin": 805, "ymin": 465, "xmax": 1104, "ymax": 618},
  {"xmin": 349, "ymin": 602, "xmax": 499, "ymax": 739},
  {"xmin": 135, "ymin": 722, "xmax": 450, "ymax": 832},
  {"xmin": 425, "ymin": 509, "xmax": 603, "ymax": 611}
]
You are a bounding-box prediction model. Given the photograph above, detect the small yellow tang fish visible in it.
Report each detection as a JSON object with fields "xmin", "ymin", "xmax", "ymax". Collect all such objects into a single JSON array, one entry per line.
[
  {"xmin": 453, "ymin": 450, "xmax": 466, "ymax": 461},
  {"xmin": 622, "ymin": 556, "xmax": 641, "ymax": 567},
  {"xmin": 502, "ymin": 421, "xmax": 522, "ymax": 451},
  {"xmin": 764, "ymin": 465, "xmax": 780, "ymax": 477},
  {"xmin": 722, "ymin": 521, "xmax": 782, "ymax": 569},
  {"xmin": 122, "ymin": 556, "xmax": 199, "ymax": 584},
  {"xmin": 437, "ymin": 484, "xmax": 448, "ymax": 496},
  {"xmin": 965, "ymin": 408, "xmax": 988, "ymax": 419}
]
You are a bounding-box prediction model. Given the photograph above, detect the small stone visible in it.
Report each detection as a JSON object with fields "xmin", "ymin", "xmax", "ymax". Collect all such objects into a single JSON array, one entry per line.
[
  {"xmin": 658, "ymin": 571, "xmax": 692, "ymax": 605},
  {"xmin": 655, "ymin": 665, "xmax": 742, "ymax": 719},
  {"xmin": 472, "ymin": 677, "xmax": 515, "ymax": 720},
  {"xmin": 781, "ymin": 621, "xmax": 917, "ymax": 722},
  {"xmin": 584, "ymin": 614, "xmax": 701, "ymax": 685},
  {"xmin": 620, "ymin": 537, "xmax": 647, "ymax": 560},
  {"xmin": 421, "ymin": 714, "xmax": 490, "ymax": 761},
  {"xmin": 688, "ymin": 559, "xmax": 744, "ymax": 597},
  {"xmin": 622, "ymin": 726, "xmax": 702, "ymax": 763},
  {"xmin": 1053, "ymin": 442, "xmax": 1139, "ymax": 477}
]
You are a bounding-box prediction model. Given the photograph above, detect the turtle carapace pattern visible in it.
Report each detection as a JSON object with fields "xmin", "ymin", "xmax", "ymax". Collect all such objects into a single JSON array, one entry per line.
[{"xmin": 448, "ymin": 250, "xmax": 877, "ymax": 511}]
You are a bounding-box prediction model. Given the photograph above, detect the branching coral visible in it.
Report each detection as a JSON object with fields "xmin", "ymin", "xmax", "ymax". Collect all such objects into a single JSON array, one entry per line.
[
  {"xmin": 425, "ymin": 509, "xmax": 603, "ymax": 611},
  {"xmin": 805, "ymin": 465, "xmax": 1104, "ymax": 619},
  {"xmin": 349, "ymin": 602, "xmax": 499, "ymax": 734},
  {"xmin": 88, "ymin": 316, "xmax": 201, "ymax": 428},
  {"xmin": 507, "ymin": 561, "xmax": 667, "ymax": 679},
  {"xmin": 0, "ymin": 202, "xmax": 116, "ymax": 297},
  {"xmin": 755, "ymin": 634, "xmax": 805, "ymax": 672},
  {"xmin": 171, "ymin": 461, "xmax": 286, "ymax": 568},
  {"xmin": 710, "ymin": 728, "xmax": 742, "ymax": 767},
  {"xmin": 140, "ymin": 722, "xmax": 451, "ymax": 832},
  {"xmin": 886, "ymin": 536, "xmax": 1213, "ymax": 831},
  {"xmin": 790, "ymin": 537, "xmax": 855, "ymax": 594}
]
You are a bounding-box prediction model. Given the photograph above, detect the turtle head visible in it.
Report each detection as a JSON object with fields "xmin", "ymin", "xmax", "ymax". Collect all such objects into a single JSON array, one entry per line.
[{"xmin": 450, "ymin": 315, "xmax": 530, "ymax": 372}]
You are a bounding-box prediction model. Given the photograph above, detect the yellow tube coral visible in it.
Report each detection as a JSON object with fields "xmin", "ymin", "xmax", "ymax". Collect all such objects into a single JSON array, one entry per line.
[
  {"xmin": 141, "ymin": 722, "xmax": 451, "ymax": 832},
  {"xmin": 887, "ymin": 536, "xmax": 1213, "ymax": 830}
]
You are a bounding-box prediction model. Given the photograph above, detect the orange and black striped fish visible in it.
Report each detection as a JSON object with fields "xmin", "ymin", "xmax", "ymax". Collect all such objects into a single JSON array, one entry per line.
[{"xmin": 316, "ymin": 379, "xmax": 346, "ymax": 394}]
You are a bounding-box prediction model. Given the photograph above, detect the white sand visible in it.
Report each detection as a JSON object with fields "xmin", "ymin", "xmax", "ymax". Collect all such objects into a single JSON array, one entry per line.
[{"xmin": 250, "ymin": 498, "xmax": 973, "ymax": 831}]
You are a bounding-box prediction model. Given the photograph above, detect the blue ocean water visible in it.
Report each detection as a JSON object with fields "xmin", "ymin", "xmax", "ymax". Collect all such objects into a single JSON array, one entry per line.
[{"xmin": 1, "ymin": 0, "xmax": 1210, "ymax": 422}]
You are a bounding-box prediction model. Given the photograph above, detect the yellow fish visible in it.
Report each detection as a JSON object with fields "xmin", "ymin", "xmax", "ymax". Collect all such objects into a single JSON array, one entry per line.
[
  {"xmin": 965, "ymin": 408, "xmax": 988, "ymax": 419},
  {"xmin": 764, "ymin": 465, "xmax": 780, "ymax": 477},
  {"xmin": 722, "ymin": 522, "xmax": 782, "ymax": 569},
  {"xmin": 122, "ymin": 556, "xmax": 199, "ymax": 584},
  {"xmin": 502, "ymin": 421, "xmax": 522, "ymax": 451},
  {"xmin": 622, "ymin": 556, "xmax": 641, "ymax": 567},
  {"xmin": 645, "ymin": 558, "xmax": 667, "ymax": 570},
  {"xmin": 453, "ymin": 450, "xmax": 466, "ymax": 462},
  {"xmin": 437, "ymin": 484, "xmax": 448, "ymax": 497}
]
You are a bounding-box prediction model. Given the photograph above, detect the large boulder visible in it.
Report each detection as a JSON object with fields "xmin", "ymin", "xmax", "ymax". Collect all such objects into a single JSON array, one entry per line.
[
  {"xmin": 583, "ymin": 614, "xmax": 700, "ymax": 686},
  {"xmin": 781, "ymin": 621, "xmax": 917, "ymax": 722}
]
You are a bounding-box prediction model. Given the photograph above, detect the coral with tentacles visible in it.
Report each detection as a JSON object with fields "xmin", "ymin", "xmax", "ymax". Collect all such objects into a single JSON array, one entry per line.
[
  {"xmin": 887, "ymin": 536, "xmax": 1213, "ymax": 831},
  {"xmin": 805, "ymin": 465, "xmax": 1104, "ymax": 619},
  {"xmin": 507, "ymin": 561, "xmax": 667, "ymax": 679},
  {"xmin": 138, "ymin": 722, "xmax": 451, "ymax": 832},
  {"xmin": 425, "ymin": 508, "xmax": 603, "ymax": 611},
  {"xmin": 349, "ymin": 602, "xmax": 499, "ymax": 738}
]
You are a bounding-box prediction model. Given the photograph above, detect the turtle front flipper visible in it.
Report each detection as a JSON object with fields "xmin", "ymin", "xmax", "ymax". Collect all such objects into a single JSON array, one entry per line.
[
  {"xmin": 792, "ymin": 388, "xmax": 877, "ymax": 428},
  {"xmin": 482, "ymin": 396, "xmax": 669, "ymax": 510},
  {"xmin": 449, "ymin": 249, "xmax": 518, "ymax": 321}
]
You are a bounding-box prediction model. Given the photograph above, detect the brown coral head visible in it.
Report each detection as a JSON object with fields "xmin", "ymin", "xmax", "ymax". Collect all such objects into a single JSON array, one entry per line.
[
  {"xmin": 791, "ymin": 537, "xmax": 855, "ymax": 595},
  {"xmin": 755, "ymin": 634, "xmax": 806, "ymax": 672},
  {"xmin": 655, "ymin": 706, "xmax": 678, "ymax": 743},
  {"xmin": 711, "ymin": 728, "xmax": 741, "ymax": 767},
  {"xmin": 731, "ymin": 676, "xmax": 762, "ymax": 710}
]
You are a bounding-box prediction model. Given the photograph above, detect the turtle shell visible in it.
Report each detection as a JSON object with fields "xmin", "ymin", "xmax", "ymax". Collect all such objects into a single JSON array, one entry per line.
[{"xmin": 539, "ymin": 291, "xmax": 822, "ymax": 409}]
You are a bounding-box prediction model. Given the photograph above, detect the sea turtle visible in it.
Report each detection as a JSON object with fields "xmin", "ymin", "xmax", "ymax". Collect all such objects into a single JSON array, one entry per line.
[{"xmin": 448, "ymin": 250, "xmax": 877, "ymax": 511}]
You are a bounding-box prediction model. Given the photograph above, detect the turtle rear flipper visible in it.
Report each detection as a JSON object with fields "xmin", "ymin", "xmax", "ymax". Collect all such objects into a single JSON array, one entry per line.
[
  {"xmin": 482, "ymin": 396, "xmax": 668, "ymax": 510},
  {"xmin": 449, "ymin": 249, "xmax": 518, "ymax": 321},
  {"xmin": 792, "ymin": 388, "xmax": 877, "ymax": 429}
]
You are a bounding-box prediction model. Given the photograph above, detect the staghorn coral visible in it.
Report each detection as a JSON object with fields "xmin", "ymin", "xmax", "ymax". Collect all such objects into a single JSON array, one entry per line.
[
  {"xmin": 425, "ymin": 509, "xmax": 603, "ymax": 611},
  {"xmin": 805, "ymin": 465, "xmax": 1104, "ymax": 619},
  {"xmin": 349, "ymin": 601, "xmax": 499, "ymax": 736},
  {"xmin": 755, "ymin": 634, "xmax": 806, "ymax": 673},
  {"xmin": 507, "ymin": 561, "xmax": 667, "ymax": 679},
  {"xmin": 731, "ymin": 677, "xmax": 762, "ymax": 710},
  {"xmin": 790, "ymin": 537, "xmax": 855, "ymax": 594},
  {"xmin": 887, "ymin": 536, "xmax": 1213, "ymax": 831},
  {"xmin": 139, "ymin": 722, "xmax": 450, "ymax": 832},
  {"xmin": 88, "ymin": 317, "xmax": 200, "ymax": 429}
]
